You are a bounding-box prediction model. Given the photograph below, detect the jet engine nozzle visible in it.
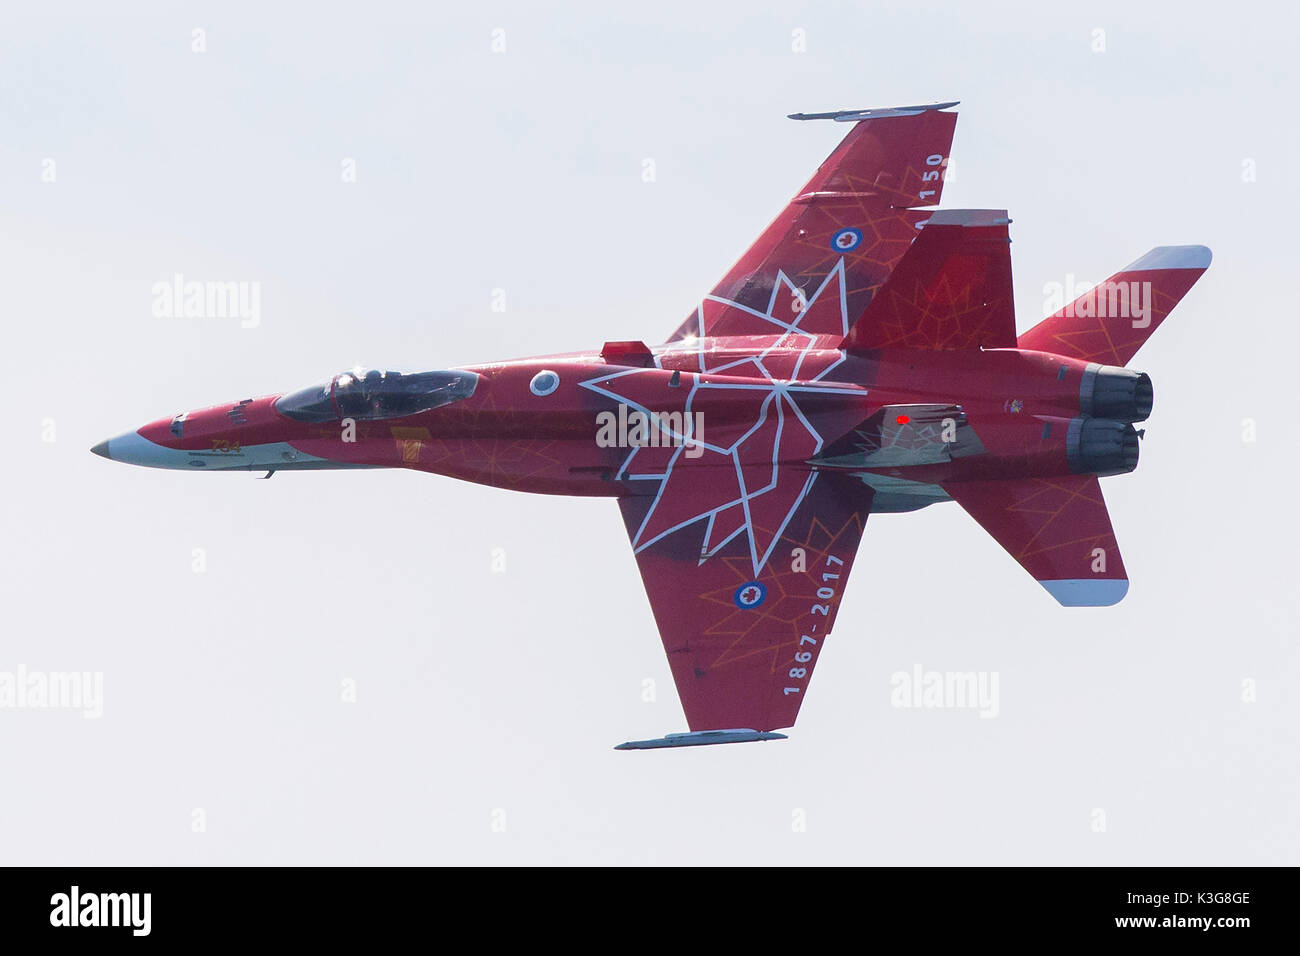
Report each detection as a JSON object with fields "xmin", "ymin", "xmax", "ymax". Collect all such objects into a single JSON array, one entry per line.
[
  {"xmin": 1066, "ymin": 417, "xmax": 1140, "ymax": 477},
  {"xmin": 1080, "ymin": 365, "xmax": 1153, "ymax": 423}
]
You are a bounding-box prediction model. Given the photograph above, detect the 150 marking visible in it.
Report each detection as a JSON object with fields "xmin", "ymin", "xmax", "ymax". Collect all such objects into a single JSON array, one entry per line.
[
  {"xmin": 783, "ymin": 553, "xmax": 844, "ymax": 697},
  {"xmin": 918, "ymin": 152, "xmax": 944, "ymax": 202}
]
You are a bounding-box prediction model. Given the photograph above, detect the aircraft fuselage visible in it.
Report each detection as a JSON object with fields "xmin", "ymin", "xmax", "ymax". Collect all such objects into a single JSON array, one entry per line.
[{"xmin": 93, "ymin": 338, "xmax": 1149, "ymax": 503}]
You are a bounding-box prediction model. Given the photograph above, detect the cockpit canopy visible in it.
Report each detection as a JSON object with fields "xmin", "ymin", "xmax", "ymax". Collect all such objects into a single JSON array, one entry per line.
[{"xmin": 275, "ymin": 368, "xmax": 479, "ymax": 423}]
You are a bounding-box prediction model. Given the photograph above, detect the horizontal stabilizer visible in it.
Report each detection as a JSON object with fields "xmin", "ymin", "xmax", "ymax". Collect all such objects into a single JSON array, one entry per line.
[
  {"xmin": 943, "ymin": 475, "xmax": 1129, "ymax": 606},
  {"xmin": 1018, "ymin": 245, "xmax": 1211, "ymax": 366},
  {"xmin": 614, "ymin": 729, "xmax": 788, "ymax": 750}
]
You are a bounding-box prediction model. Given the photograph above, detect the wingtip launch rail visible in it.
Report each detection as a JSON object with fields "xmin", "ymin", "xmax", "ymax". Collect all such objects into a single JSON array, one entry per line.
[
  {"xmin": 614, "ymin": 730, "xmax": 789, "ymax": 751},
  {"xmin": 788, "ymin": 101, "xmax": 960, "ymax": 121}
]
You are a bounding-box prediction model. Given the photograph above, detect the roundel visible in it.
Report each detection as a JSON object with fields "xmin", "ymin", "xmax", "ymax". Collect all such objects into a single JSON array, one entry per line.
[
  {"xmin": 830, "ymin": 227, "xmax": 863, "ymax": 253},
  {"xmin": 529, "ymin": 370, "xmax": 560, "ymax": 396},
  {"xmin": 733, "ymin": 581, "xmax": 767, "ymax": 610}
]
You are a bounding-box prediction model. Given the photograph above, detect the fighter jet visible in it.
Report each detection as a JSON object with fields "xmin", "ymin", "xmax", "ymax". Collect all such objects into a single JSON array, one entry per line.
[{"xmin": 93, "ymin": 103, "xmax": 1210, "ymax": 749}]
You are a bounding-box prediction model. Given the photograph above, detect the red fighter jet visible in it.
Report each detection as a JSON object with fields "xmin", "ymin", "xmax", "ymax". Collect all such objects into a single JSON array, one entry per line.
[{"xmin": 94, "ymin": 102, "xmax": 1210, "ymax": 750}]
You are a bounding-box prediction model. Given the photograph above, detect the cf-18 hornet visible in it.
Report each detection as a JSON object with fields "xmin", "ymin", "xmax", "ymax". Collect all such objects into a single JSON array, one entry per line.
[{"xmin": 94, "ymin": 103, "xmax": 1210, "ymax": 749}]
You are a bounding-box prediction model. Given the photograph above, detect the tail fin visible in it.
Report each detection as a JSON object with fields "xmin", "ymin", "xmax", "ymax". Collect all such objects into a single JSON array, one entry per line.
[
  {"xmin": 1018, "ymin": 245, "xmax": 1210, "ymax": 366},
  {"xmin": 942, "ymin": 475, "xmax": 1128, "ymax": 606},
  {"xmin": 840, "ymin": 209, "xmax": 1018, "ymax": 352}
]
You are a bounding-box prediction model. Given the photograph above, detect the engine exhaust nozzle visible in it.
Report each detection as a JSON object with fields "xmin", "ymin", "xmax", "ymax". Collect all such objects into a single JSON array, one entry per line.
[
  {"xmin": 1080, "ymin": 364, "xmax": 1153, "ymax": 423},
  {"xmin": 1067, "ymin": 417, "xmax": 1140, "ymax": 477}
]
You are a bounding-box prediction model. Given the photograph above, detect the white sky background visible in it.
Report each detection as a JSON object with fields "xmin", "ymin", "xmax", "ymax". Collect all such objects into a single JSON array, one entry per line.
[{"xmin": 1, "ymin": 0, "xmax": 1296, "ymax": 864}]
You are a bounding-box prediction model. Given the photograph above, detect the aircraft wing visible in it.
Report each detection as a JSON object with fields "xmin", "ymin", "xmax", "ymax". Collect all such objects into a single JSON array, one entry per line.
[
  {"xmin": 618, "ymin": 473, "xmax": 874, "ymax": 733},
  {"xmin": 666, "ymin": 103, "xmax": 959, "ymax": 343}
]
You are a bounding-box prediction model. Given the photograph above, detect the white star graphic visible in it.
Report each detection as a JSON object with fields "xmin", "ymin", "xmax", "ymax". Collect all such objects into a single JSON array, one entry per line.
[{"xmin": 580, "ymin": 258, "xmax": 866, "ymax": 576}]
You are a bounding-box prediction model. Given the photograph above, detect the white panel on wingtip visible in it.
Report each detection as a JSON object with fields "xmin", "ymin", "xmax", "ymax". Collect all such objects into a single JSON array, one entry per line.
[
  {"xmin": 1040, "ymin": 578, "xmax": 1130, "ymax": 607},
  {"xmin": 1123, "ymin": 245, "xmax": 1213, "ymax": 272}
]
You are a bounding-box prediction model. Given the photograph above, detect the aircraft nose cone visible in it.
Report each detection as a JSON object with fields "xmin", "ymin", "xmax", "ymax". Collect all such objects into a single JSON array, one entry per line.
[{"xmin": 88, "ymin": 431, "xmax": 187, "ymax": 469}]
